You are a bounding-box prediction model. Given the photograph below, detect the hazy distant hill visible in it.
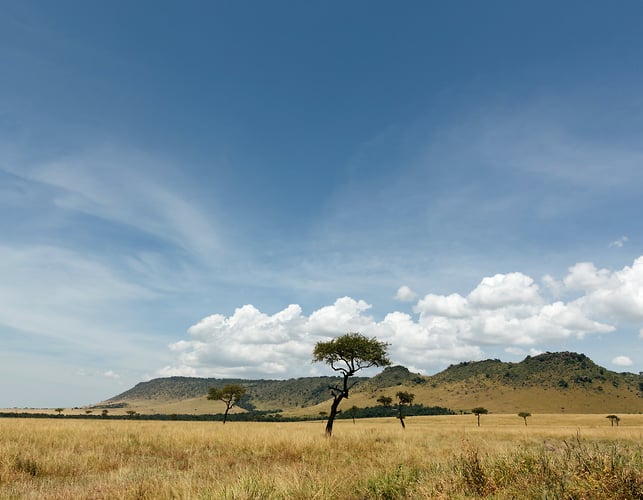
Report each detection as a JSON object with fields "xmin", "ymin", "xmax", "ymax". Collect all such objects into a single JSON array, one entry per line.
[{"xmin": 103, "ymin": 352, "xmax": 643, "ymax": 415}]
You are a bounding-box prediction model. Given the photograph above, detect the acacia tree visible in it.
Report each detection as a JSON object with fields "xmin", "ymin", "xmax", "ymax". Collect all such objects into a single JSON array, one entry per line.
[
  {"xmin": 348, "ymin": 405, "xmax": 359, "ymax": 424},
  {"xmin": 606, "ymin": 414, "xmax": 620, "ymax": 427},
  {"xmin": 396, "ymin": 391, "xmax": 415, "ymax": 429},
  {"xmin": 472, "ymin": 407, "xmax": 488, "ymax": 427},
  {"xmin": 207, "ymin": 384, "xmax": 246, "ymax": 424},
  {"xmin": 377, "ymin": 395, "xmax": 393, "ymax": 408},
  {"xmin": 313, "ymin": 332, "xmax": 390, "ymax": 437},
  {"xmin": 518, "ymin": 411, "xmax": 531, "ymax": 426}
]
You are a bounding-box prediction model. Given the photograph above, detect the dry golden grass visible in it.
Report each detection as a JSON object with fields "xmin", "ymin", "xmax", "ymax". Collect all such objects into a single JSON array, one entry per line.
[{"xmin": 1, "ymin": 414, "xmax": 642, "ymax": 499}]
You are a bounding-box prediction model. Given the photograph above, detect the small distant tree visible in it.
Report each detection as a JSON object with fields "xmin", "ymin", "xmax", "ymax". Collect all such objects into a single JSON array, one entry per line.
[
  {"xmin": 319, "ymin": 411, "xmax": 328, "ymax": 421},
  {"xmin": 85, "ymin": 410, "xmax": 93, "ymax": 415},
  {"xmin": 207, "ymin": 384, "xmax": 246, "ymax": 424},
  {"xmin": 348, "ymin": 406, "xmax": 359, "ymax": 424},
  {"xmin": 55, "ymin": 408, "xmax": 64, "ymax": 416},
  {"xmin": 313, "ymin": 332, "xmax": 391, "ymax": 437},
  {"xmin": 606, "ymin": 414, "xmax": 620, "ymax": 427},
  {"xmin": 126, "ymin": 410, "xmax": 138, "ymax": 419},
  {"xmin": 396, "ymin": 391, "xmax": 415, "ymax": 429},
  {"xmin": 518, "ymin": 411, "xmax": 531, "ymax": 426},
  {"xmin": 101, "ymin": 409, "xmax": 109, "ymax": 417},
  {"xmin": 377, "ymin": 395, "xmax": 393, "ymax": 408},
  {"xmin": 472, "ymin": 407, "xmax": 488, "ymax": 427}
]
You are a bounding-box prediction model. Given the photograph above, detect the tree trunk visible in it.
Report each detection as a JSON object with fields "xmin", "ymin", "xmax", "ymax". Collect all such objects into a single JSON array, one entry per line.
[
  {"xmin": 325, "ymin": 394, "xmax": 343, "ymax": 437},
  {"xmin": 325, "ymin": 373, "xmax": 351, "ymax": 437},
  {"xmin": 222, "ymin": 406, "xmax": 230, "ymax": 424}
]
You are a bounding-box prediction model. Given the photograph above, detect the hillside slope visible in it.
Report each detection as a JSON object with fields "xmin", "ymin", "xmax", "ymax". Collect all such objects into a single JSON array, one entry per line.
[
  {"xmin": 106, "ymin": 375, "xmax": 368, "ymax": 411},
  {"xmin": 350, "ymin": 352, "xmax": 643, "ymax": 414},
  {"xmin": 101, "ymin": 352, "xmax": 643, "ymax": 415}
]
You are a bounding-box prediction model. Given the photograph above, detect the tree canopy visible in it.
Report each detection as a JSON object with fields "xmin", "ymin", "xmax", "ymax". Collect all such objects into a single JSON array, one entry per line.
[
  {"xmin": 377, "ymin": 395, "xmax": 393, "ymax": 408},
  {"xmin": 518, "ymin": 411, "xmax": 531, "ymax": 426},
  {"xmin": 472, "ymin": 407, "xmax": 488, "ymax": 427},
  {"xmin": 313, "ymin": 332, "xmax": 391, "ymax": 376},
  {"xmin": 207, "ymin": 384, "xmax": 246, "ymax": 424},
  {"xmin": 395, "ymin": 391, "xmax": 415, "ymax": 429}
]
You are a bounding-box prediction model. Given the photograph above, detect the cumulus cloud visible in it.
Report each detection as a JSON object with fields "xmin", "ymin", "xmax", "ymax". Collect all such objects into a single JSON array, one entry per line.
[
  {"xmin": 468, "ymin": 273, "xmax": 542, "ymax": 309},
  {"xmin": 163, "ymin": 257, "xmax": 643, "ymax": 378},
  {"xmin": 414, "ymin": 293, "xmax": 470, "ymax": 318},
  {"xmin": 395, "ymin": 285, "xmax": 417, "ymax": 302},
  {"xmin": 161, "ymin": 296, "xmax": 483, "ymax": 378},
  {"xmin": 541, "ymin": 274, "xmax": 563, "ymax": 297},
  {"xmin": 103, "ymin": 370, "xmax": 120, "ymax": 379},
  {"xmin": 571, "ymin": 256, "xmax": 643, "ymax": 322},
  {"xmin": 413, "ymin": 272, "xmax": 613, "ymax": 347},
  {"xmin": 611, "ymin": 356, "xmax": 633, "ymax": 367},
  {"xmin": 563, "ymin": 262, "xmax": 615, "ymax": 292}
]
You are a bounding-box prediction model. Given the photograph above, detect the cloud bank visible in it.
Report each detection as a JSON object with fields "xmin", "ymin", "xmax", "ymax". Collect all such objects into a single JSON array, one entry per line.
[{"xmin": 162, "ymin": 256, "xmax": 643, "ymax": 378}]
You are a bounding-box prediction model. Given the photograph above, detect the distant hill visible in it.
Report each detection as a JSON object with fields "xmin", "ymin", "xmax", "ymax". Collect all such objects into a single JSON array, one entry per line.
[
  {"xmin": 101, "ymin": 352, "xmax": 643, "ymax": 415},
  {"xmin": 106, "ymin": 375, "xmax": 368, "ymax": 411},
  {"xmin": 397, "ymin": 351, "xmax": 643, "ymax": 414}
]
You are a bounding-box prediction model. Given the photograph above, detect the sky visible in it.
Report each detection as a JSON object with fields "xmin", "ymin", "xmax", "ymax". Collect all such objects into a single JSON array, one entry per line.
[{"xmin": 2, "ymin": 1, "xmax": 643, "ymax": 408}]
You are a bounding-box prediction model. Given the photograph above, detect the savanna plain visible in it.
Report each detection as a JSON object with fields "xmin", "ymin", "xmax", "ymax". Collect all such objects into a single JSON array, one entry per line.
[{"xmin": 1, "ymin": 414, "xmax": 642, "ymax": 499}]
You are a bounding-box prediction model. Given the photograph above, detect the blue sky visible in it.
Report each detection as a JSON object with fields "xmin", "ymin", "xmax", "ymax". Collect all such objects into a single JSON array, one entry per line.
[{"xmin": 2, "ymin": 1, "xmax": 643, "ymax": 407}]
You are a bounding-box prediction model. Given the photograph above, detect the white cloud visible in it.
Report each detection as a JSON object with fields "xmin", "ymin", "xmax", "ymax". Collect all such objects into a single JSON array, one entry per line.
[
  {"xmin": 609, "ymin": 236, "xmax": 629, "ymax": 248},
  {"xmin": 541, "ymin": 274, "xmax": 563, "ymax": 297},
  {"xmin": 414, "ymin": 272, "xmax": 613, "ymax": 347},
  {"xmin": 165, "ymin": 303, "xmax": 311, "ymax": 378},
  {"xmin": 163, "ymin": 256, "xmax": 643, "ymax": 378},
  {"xmin": 163, "ymin": 296, "xmax": 484, "ymax": 378},
  {"xmin": 611, "ymin": 356, "xmax": 633, "ymax": 367},
  {"xmin": 395, "ymin": 285, "xmax": 417, "ymax": 302},
  {"xmin": 103, "ymin": 370, "xmax": 120, "ymax": 379},
  {"xmin": 306, "ymin": 297, "xmax": 374, "ymax": 336},
  {"xmin": 414, "ymin": 293, "xmax": 470, "ymax": 318},
  {"xmin": 563, "ymin": 262, "xmax": 614, "ymax": 292},
  {"xmin": 468, "ymin": 273, "xmax": 542, "ymax": 309},
  {"xmin": 571, "ymin": 256, "xmax": 643, "ymax": 322}
]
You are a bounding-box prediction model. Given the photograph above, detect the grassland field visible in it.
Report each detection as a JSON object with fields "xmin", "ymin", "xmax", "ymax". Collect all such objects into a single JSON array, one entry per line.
[{"xmin": 1, "ymin": 413, "xmax": 642, "ymax": 499}]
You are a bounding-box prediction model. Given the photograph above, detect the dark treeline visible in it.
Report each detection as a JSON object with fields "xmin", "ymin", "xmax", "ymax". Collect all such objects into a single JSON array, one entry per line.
[
  {"xmin": 0, "ymin": 404, "xmax": 454, "ymax": 422},
  {"xmin": 337, "ymin": 404, "xmax": 455, "ymax": 419}
]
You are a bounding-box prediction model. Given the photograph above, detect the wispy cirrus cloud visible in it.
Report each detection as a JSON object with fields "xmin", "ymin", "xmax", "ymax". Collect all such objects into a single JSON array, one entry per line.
[
  {"xmin": 609, "ymin": 236, "xmax": 629, "ymax": 248},
  {"xmin": 3, "ymin": 146, "xmax": 222, "ymax": 263}
]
